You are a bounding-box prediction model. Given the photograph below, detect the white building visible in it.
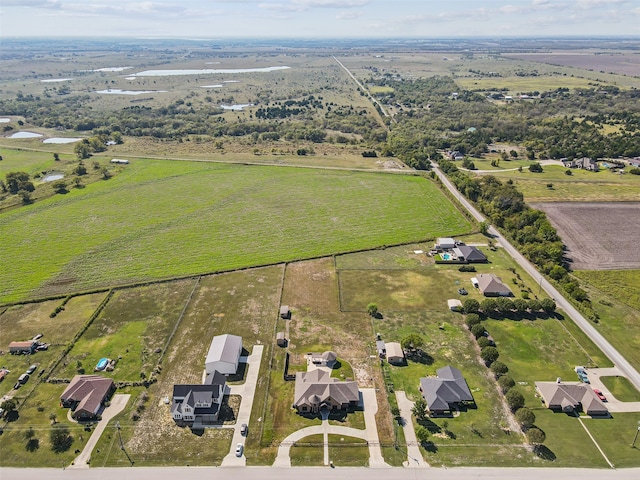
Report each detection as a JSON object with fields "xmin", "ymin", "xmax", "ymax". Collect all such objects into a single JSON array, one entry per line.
[{"xmin": 205, "ymin": 334, "xmax": 242, "ymax": 375}]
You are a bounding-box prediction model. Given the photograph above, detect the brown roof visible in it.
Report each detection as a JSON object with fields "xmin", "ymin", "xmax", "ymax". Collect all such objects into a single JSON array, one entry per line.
[
  {"xmin": 476, "ymin": 274, "xmax": 512, "ymax": 296},
  {"xmin": 61, "ymin": 375, "xmax": 113, "ymax": 418},
  {"xmin": 9, "ymin": 341, "xmax": 36, "ymax": 349},
  {"xmin": 293, "ymin": 369, "xmax": 359, "ymax": 409},
  {"xmin": 535, "ymin": 381, "xmax": 607, "ymax": 415}
]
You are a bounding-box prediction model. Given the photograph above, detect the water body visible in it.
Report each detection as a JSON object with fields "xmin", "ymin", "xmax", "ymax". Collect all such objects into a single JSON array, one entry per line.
[
  {"xmin": 41, "ymin": 173, "xmax": 64, "ymax": 183},
  {"xmin": 41, "ymin": 78, "xmax": 73, "ymax": 83},
  {"xmin": 43, "ymin": 137, "xmax": 82, "ymax": 144},
  {"xmin": 201, "ymin": 84, "xmax": 224, "ymax": 88},
  {"xmin": 9, "ymin": 132, "xmax": 43, "ymax": 139},
  {"xmin": 220, "ymin": 104, "xmax": 253, "ymax": 111},
  {"xmin": 0, "ymin": 118, "xmax": 10, "ymax": 123},
  {"xmin": 93, "ymin": 67, "xmax": 132, "ymax": 72},
  {"xmin": 132, "ymin": 66, "xmax": 290, "ymax": 77},
  {"xmin": 95, "ymin": 89, "xmax": 167, "ymax": 95}
]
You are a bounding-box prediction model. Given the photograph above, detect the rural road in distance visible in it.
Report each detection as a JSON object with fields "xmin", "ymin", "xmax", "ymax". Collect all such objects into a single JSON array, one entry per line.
[
  {"xmin": 1, "ymin": 466, "xmax": 639, "ymax": 480},
  {"xmin": 432, "ymin": 164, "xmax": 640, "ymax": 393}
]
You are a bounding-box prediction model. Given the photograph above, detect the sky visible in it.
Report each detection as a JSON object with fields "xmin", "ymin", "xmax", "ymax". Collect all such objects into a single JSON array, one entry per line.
[{"xmin": 1, "ymin": 0, "xmax": 639, "ymax": 38}]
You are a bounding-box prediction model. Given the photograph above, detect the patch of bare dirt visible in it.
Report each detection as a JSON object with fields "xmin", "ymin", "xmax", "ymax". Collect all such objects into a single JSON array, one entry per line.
[{"xmin": 532, "ymin": 202, "xmax": 640, "ymax": 270}]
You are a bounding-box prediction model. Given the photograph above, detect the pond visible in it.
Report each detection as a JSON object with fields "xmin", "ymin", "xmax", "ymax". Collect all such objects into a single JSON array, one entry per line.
[
  {"xmin": 220, "ymin": 104, "xmax": 253, "ymax": 111},
  {"xmin": 95, "ymin": 89, "xmax": 167, "ymax": 95},
  {"xmin": 0, "ymin": 118, "xmax": 10, "ymax": 123},
  {"xmin": 43, "ymin": 137, "xmax": 82, "ymax": 144},
  {"xmin": 41, "ymin": 173, "xmax": 64, "ymax": 183},
  {"xmin": 132, "ymin": 66, "xmax": 290, "ymax": 77},
  {"xmin": 201, "ymin": 84, "xmax": 224, "ymax": 88},
  {"xmin": 41, "ymin": 78, "xmax": 73, "ymax": 83},
  {"xmin": 9, "ymin": 132, "xmax": 43, "ymax": 138}
]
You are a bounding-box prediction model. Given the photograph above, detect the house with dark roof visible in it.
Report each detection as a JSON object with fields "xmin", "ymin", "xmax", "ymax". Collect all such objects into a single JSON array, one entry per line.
[
  {"xmin": 535, "ymin": 381, "xmax": 608, "ymax": 416},
  {"xmin": 60, "ymin": 375, "xmax": 115, "ymax": 420},
  {"xmin": 205, "ymin": 334, "xmax": 242, "ymax": 375},
  {"xmin": 293, "ymin": 369, "xmax": 361, "ymax": 414},
  {"xmin": 171, "ymin": 371, "xmax": 226, "ymax": 427},
  {"xmin": 476, "ymin": 273, "xmax": 512, "ymax": 297},
  {"xmin": 419, "ymin": 366, "xmax": 474, "ymax": 415},
  {"xmin": 452, "ymin": 245, "xmax": 487, "ymax": 263}
]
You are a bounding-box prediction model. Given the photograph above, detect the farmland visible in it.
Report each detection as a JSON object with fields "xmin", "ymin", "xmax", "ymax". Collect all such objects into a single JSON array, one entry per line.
[{"xmin": 0, "ymin": 158, "xmax": 472, "ymax": 303}]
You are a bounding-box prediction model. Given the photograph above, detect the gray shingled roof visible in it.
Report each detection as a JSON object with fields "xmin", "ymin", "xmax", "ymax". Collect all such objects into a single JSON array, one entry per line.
[
  {"xmin": 419, "ymin": 366, "xmax": 473, "ymax": 412},
  {"xmin": 293, "ymin": 369, "xmax": 359, "ymax": 408},
  {"xmin": 476, "ymin": 274, "xmax": 512, "ymax": 296},
  {"xmin": 535, "ymin": 381, "xmax": 607, "ymax": 415},
  {"xmin": 454, "ymin": 245, "xmax": 487, "ymax": 262}
]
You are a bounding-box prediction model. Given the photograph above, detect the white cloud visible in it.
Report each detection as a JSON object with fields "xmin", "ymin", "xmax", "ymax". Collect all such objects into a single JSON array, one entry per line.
[{"xmin": 336, "ymin": 10, "xmax": 361, "ymax": 20}]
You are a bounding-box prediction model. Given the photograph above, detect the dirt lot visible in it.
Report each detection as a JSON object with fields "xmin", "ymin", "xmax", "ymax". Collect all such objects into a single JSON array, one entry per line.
[
  {"xmin": 532, "ymin": 202, "xmax": 640, "ymax": 270},
  {"xmin": 503, "ymin": 52, "xmax": 640, "ymax": 77}
]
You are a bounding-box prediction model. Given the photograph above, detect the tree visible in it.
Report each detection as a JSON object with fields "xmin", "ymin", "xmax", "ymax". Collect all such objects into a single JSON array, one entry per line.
[
  {"xmin": 480, "ymin": 346, "xmax": 499, "ymax": 365},
  {"xmin": 415, "ymin": 425, "xmax": 430, "ymax": 445},
  {"xmin": 50, "ymin": 424, "xmax": 72, "ymax": 453},
  {"xmin": 411, "ymin": 397, "xmax": 428, "ymax": 421},
  {"xmin": 509, "ymin": 150, "xmax": 518, "ymax": 158},
  {"xmin": 20, "ymin": 191, "xmax": 33, "ymax": 205},
  {"xmin": 367, "ymin": 303, "xmax": 378, "ymax": 317},
  {"xmin": 52, "ymin": 180, "xmax": 68, "ymax": 194},
  {"xmin": 512, "ymin": 298, "xmax": 528, "ymax": 313},
  {"xmin": 528, "ymin": 299, "xmax": 542, "ymax": 312},
  {"xmin": 479, "ymin": 221, "xmax": 489, "ymax": 236},
  {"xmin": 505, "ymin": 389, "xmax": 525, "ymax": 411},
  {"xmin": 526, "ymin": 427, "xmax": 546, "ymax": 446},
  {"xmin": 480, "ymin": 298, "xmax": 497, "ymax": 313},
  {"xmin": 497, "ymin": 375, "xmax": 515, "ymax": 393},
  {"xmin": 515, "ymin": 407, "xmax": 536, "ymax": 428},
  {"xmin": 1, "ymin": 398, "xmax": 17, "ymax": 415},
  {"xmin": 495, "ymin": 297, "xmax": 513, "ymax": 313},
  {"xmin": 477, "ymin": 337, "xmax": 491, "ymax": 349},
  {"xmin": 23, "ymin": 426, "xmax": 39, "ymax": 452},
  {"xmin": 463, "ymin": 299, "xmax": 480, "ymax": 314},
  {"xmin": 401, "ymin": 333, "xmax": 424, "ymax": 351},
  {"xmin": 23, "ymin": 426, "xmax": 36, "ymax": 441},
  {"xmin": 73, "ymin": 162, "xmax": 87, "ymax": 176},
  {"xmin": 491, "ymin": 361, "xmax": 508, "ymax": 378},
  {"xmin": 5, "ymin": 171, "xmax": 34, "ymax": 194},
  {"xmin": 540, "ymin": 298, "xmax": 556, "ymax": 314},
  {"xmin": 74, "ymin": 141, "xmax": 91, "ymax": 159},
  {"xmin": 471, "ymin": 323, "xmax": 486, "ymax": 339},
  {"xmin": 49, "ymin": 412, "xmax": 57, "ymax": 425},
  {"xmin": 528, "ymin": 162, "xmax": 543, "ymax": 173}
]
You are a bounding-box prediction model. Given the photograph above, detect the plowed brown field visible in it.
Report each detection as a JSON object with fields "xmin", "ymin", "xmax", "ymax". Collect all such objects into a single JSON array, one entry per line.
[{"xmin": 532, "ymin": 202, "xmax": 640, "ymax": 270}]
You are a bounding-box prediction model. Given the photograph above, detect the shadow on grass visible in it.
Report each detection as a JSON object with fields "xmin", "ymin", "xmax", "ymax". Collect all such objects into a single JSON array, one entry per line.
[
  {"xmin": 535, "ymin": 445, "xmax": 557, "ymax": 461},
  {"xmin": 406, "ymin": 350, "xmax": 434, "ymax": 366}
]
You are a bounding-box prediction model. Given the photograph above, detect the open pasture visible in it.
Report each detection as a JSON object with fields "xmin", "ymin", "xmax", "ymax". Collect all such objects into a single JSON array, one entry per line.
[
  {"xmin": 531, "ymin": 202, "xmax": 640, "ymax": 271},
  {"xmin": 503, "ymin": 52, "xmax": 640, "ymax": 78},
  {"xmin": 0, "ymin": 159, "xmax": 471, "ymax": 303}
]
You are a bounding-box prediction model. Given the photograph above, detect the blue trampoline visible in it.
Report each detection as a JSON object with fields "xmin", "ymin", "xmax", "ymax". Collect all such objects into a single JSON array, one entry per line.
[{"xmin": 96, "ymin": 358, "xmax": 108, "ymax": 371}]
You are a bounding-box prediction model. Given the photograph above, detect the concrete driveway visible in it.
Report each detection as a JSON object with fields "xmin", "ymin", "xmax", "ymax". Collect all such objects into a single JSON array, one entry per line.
[
  {"xmin": 221, "ymin": 345, "xmax": 264, "ymax": 467},
  {"xmin": 585, "ymin": 368, "xmax": 640, "ymax": 413},
  {"xmin": 395, "ymin": 391, "xmax": 430, "ymax": 468},
  {"xmin": 69, "ymin": 394, "xmax": 131, "ymax": 468},
  {"xmin": 273, "ymin": 388, "xmax": 388, "ymax": 468}
]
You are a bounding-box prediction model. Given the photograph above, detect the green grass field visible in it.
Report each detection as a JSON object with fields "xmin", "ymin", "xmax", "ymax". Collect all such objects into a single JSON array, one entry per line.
[
  {"xmin": 0, "ymin": 159, "xmax": 471, "ymax": 304},
  {"xmin": 456, "ymin": 75, "xmax": 603, "ymax": 93},
  {"xmin": 600, "ymin": 376, "xmax": 640, "ymax": 402},
  {"xmin": 574, "ymin": 270, "xmax": 640, "ymax": 312}
]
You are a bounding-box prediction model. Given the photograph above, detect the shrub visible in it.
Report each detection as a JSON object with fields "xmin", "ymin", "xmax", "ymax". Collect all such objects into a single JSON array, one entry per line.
[
  {"xmin": 515, "ymin": 407, "xmax": 536, "ymax": 428},
  {"xmin": 480, "ymin": 346, "xmax": 499, "ymax": 365},
  {"xmin": 477, "ymin": 337, "xmax": 491, "ymax": 349},
  {"xmin": 471, "ymin": 324, "xmax": 486, "ymax": 339},
  {"xmin": 497, "ymin": 375, "xmax": 515, "ymax": 393},
  {"xmin": 506, "ymin": 389, "xmax": 525, "ymax": 411},
  {"xmin": 463, "ymin": 299, "xmax": 480, "ymax": 314},
  {"xmin": 528, "ymin": 162, "xmax": 543, "ymax": 173},
  {"xmin": 464, "ymin": 313, "xmax": 481, "ymax": 329},
  {"xmin": 527, "ymin": 427, "xmax": 546, "ymax": 445},
  {"xmin": 458, "ymin": 265, "xmax": 476, "ymax": 272},
  {"xmin": 490, "ymin": 361, "xmax": 508, "ymax": 378}
]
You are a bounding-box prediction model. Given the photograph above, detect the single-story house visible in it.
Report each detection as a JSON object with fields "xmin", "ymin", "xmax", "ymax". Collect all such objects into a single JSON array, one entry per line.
[
  {"xmin": 205, "ymin": 334, "xmax": 243, "ymax": 375},
  {"xmin": 276, "ymin": 331, "xmax": 287, "ymax": 347},
  {"xmin": 9, "ymin": 340, "xmax": 38, "ymax": 354},
  {"xmin": 453, "ymin": 245, "xmax": 487, "ymax": 263},
  {"xmin": 293, "ymin": 369, "xmax": 360, "ymax": 414},
  {"xmin": 386, "ymin": 342, "xmax": 405, "ymax": 365},
  {"xmin": 60, "ymin": 375, "xmax": 115, "ymax": 420},
  {"xmin": 628, "ymin": 158, "xmax": 640, "ymax": 168},
  {"xmin": 419, "ymin": 366, "xmax": 474, "ymax": 415},
  {"xmin": 110, "ymin": 158, "xmax": 129, "ymax": 164},
  {"xmin": 476, "ymin": 273, "xmax": 512, "ymax": 297},
  {"xmin": 280, "ymin": 305, "xmax": 291, "ymax": 319},
  {"xmin": 435, "ymin": 237, "xmax": 456, "ymax": 250},
  {"xmin": 171, "ymin": 371, "xmax": 226, "ymax": 427},
  {"xmin": 563, "ymin": 157, "xmax": 599, "ymax": 171},
  {"xmin": 535, "ymin": 381, "xmax": 608, "ymax": 416},
  {"xmin": 447, "ymin": 299, "xmax": 463, "ymax": 312},
  {"xmin": 376, "ymin": 340, "xmax": 386, "ymax": 357}
]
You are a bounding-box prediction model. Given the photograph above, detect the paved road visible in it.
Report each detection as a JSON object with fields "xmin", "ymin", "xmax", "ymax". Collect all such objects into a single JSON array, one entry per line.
[
  {"xmin": 395, "ymin": 391, "xmax": 430, "ymax": 468},
  {"xmin": 2, "ymin": 466, "xmax": 639, "ymax": 480},
  {"xmin": 69, "ymin": 394, "xmax": 131, "ymax": 468},
  {"xmin": 221, "ymin": 345, "xmax": 264, "ymax": 467},
  {"xmin": 432, "ymin": 164, "xmax": 640, "ymax": 393},
  {"xmin": 586, "ymin": 368, "xmax": 640, "ymax": 412}
]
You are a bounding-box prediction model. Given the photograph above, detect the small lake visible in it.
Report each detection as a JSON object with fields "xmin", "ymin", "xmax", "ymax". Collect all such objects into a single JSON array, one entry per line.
[
  {"xmin": 132, "ymin": 66, "xmax": 290, "ymax": 77},
  {"xmin": 220, "ymin": 104, "xmax": 253, "ymax": 111},
  {"xmin": 41, "ymin": 78, "xmax": 73, "ymax": 83},
  {"xmin": 95, "ymin": 89, "xmax": 167, "ymax": 95},
  {"xmin": 0, "ymin": 118, "xmax": 10, "ymax": 123},
  {"xmin": 43, "ymin": 137, "xmax": 82, "ymax": 144},
  {"xmin": 93, "ymin": 67, "xmax": 132, "ymax": 72},
  {"xmin": 9, "ymin": 132, "xmax": 43, "ymax": 139},
  {"xmin": 201, "ymin": 84, "xmax": 224, "ymax": 88},
  {"xmin": 41, "ymin": 173, "xmax": 64, "ymax": 183}
]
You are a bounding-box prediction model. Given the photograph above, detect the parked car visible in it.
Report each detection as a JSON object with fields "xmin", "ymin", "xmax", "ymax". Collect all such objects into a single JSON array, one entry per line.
[
  {"xmin": 577, "ymin": 372, "xmax": 590, "ymax": 384},
  {"xmin": 241, "ymin": 423, "xmax": 248, "ymax": 436},
  {"xmin": 235, "ymin": 443, "xmax": 244, "ymax": 457},
  {"xmin": 13, "ymin": 382, "xmax": 21, "ymax": 390},
  {"xmin": 593, "ymin": 388, "xmax": 607, "ymax": 402},
  {"xmin": 18, "ymin": 373, "xmax": 30, "ymax": 384},
  {"xmin": 458, "ymin": 288, "xmax": 468, "ymax": 295},
  {"xmin": 26, "ymin": 364, "xmax": 37, "ymax": 375}
]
